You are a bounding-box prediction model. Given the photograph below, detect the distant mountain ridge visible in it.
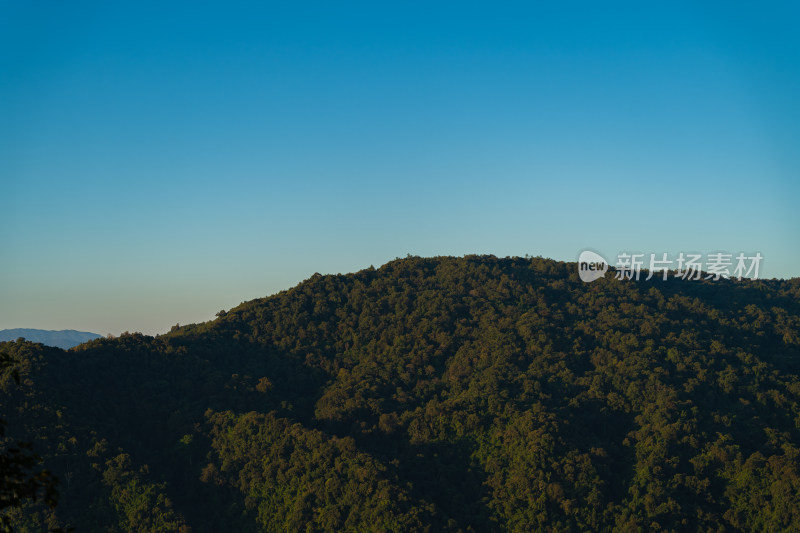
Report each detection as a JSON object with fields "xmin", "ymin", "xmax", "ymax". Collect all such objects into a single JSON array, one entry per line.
[{"xmin": 0, "ymin": 328, "xmax": 102, "ymax": 349}]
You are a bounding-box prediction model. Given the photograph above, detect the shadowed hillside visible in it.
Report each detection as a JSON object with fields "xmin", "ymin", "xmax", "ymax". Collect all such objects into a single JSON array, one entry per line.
[{"xmin": 2, "ymin": 255, "xmax": 800, "ymax": 532}]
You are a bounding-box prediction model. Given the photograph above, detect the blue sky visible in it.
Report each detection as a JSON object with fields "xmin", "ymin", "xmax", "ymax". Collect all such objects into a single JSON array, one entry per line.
[{"xmin": 1, "ymin": 2, "xmax": 798, "ymax": 335}]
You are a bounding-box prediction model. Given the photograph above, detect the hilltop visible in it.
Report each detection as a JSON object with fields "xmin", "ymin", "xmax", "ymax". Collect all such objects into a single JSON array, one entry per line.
[{"xmin": 2, "ymin": 255, "xmax": 800, "ymax": 532}]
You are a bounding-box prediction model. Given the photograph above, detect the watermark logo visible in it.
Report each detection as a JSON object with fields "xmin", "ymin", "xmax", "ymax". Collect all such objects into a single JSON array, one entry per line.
[
  {"xmin": 578, "ymin": 250, "xmax": 608, "ymax": 283},
  {"xmin": 578, "ymin": 250, "xmax": 763, "ymax": 282}
]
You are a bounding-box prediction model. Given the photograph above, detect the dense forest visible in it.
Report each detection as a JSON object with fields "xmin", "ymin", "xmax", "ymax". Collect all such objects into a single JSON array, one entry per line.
[{"xmin": 2, "ymin": 255, "xmax": 800, "ymax": 532}]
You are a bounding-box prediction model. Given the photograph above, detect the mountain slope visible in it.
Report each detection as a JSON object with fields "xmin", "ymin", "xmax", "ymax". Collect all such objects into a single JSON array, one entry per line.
[
  {"xmin": 0, "ymin": 329, "xmax": 102, "ymax": 349},
  {"xmin": 2, "ymin": 255, "xmax": 800, "ymax": 532}
]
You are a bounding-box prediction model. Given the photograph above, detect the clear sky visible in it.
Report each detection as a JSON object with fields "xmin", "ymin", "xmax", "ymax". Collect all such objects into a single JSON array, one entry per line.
[{"xmin": 2, "ymin": 2, "xmax": 798, "ymax": 336}]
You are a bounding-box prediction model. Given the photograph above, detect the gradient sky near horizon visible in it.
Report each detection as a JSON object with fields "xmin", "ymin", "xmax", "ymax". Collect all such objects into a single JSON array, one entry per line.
[{"xmin": 2, "ymin": 2, "xmax": 799, "ymax": 336}]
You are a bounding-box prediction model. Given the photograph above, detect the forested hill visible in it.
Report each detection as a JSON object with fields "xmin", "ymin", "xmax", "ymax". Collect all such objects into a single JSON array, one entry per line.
[{"xmin": 2, "ymin": 255, "xmax": 800, "ymax": 532}]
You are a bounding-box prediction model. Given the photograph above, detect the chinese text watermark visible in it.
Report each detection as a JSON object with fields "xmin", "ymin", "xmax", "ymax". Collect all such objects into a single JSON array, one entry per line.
[{"xmin": 578, "ymin": 250, "xmax": 763, "ymax": 283}]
